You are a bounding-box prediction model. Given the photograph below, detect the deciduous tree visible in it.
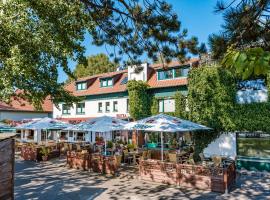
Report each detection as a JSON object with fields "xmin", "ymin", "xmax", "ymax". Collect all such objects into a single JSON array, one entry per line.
[
  {"xmin": 69, "ymin": 54, "xmax": 117, "ymax": 82},
  {"xmin": 0, "ymin": 0, "xmax": 198, "ymax": 108}
]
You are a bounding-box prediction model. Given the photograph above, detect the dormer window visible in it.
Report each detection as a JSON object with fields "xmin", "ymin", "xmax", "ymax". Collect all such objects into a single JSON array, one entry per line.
[
  {"xmin": 157, "ymin": 66, "xmax": 190, "ymax": 80},
  {"xmin": 76, "ymin": 82, "xmax": 87, "ymax": 90},
  {"xmin": 100, "ymin": 78, "xmax": 113, "ymax": 87}
]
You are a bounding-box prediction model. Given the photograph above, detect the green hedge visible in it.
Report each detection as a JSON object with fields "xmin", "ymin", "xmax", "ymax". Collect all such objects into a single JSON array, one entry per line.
[{"xmin": 188, "ymin": 66, "xmax": 236, "ymax": 131}]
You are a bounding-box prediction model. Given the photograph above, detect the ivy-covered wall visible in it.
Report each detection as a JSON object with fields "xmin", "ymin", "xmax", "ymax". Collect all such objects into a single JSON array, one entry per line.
[
  {"xmin": 174, "ymin": 91, "xmax": 187, "ymax": 119},
  {"xmin": 188, "ymin": 66, "xmax": 236, "ymax": 132},
  {"xmin": 187, "ymin": 66, "xmax": 270, "ymax": 133},
  {"xmin": 127, "ymin": 80, "xmax": 151, "ymax": 120}
]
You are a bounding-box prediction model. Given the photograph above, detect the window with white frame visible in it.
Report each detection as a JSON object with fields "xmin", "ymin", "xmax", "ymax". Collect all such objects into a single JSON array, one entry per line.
[
  {"xmin": 76, "ymin": 82, "xmax": 87, "ymax": 90},
  {"xmin": 62, "ymin": 104, "xmax": 71, "ymax": 115},
  {"xmin": 157, "ymin": 66, "xmax": 190, "ymax": 80},
  {"xmin": 76, "ymin": 102, "xmax": 85, "ymax": 114},
  {"xmin": 100, "ymin": 78, "xmax": 113, "ymax": 87},
  {"xmin": 158, "ymin": 99, "xmax": 175, "ymax": 113}
]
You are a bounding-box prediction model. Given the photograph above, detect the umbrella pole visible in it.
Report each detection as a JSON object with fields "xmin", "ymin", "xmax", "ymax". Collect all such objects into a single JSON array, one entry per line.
[
  {"xmin": 161, "ymin": 132, "xmax": 164, "ymax": 161},
  {"xmin": 104, "ymin": 134, "xmax": 107, "ymax": 156},
  {"xmin": 46, "ymin": 129, "xmax": 48, "ymax": 146}
]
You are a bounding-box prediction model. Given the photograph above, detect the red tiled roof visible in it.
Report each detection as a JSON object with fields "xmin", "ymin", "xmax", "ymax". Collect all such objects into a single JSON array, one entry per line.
[
  {"xmin": 65, "ymin": 59, "xmax": 198, "ymax": 96},
  {"xmin": 66, "ymin": 72, "xmax": 128, "ymax": 96},
  {"xmin": 0, "ymin": 95, "xmax": 53, "ymax": 112}
]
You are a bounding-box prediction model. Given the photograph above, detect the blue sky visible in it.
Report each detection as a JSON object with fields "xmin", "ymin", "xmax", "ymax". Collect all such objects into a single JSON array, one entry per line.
[{"xmin": 58, "ymin": 0, "xmax": 223, "ymax": 82}]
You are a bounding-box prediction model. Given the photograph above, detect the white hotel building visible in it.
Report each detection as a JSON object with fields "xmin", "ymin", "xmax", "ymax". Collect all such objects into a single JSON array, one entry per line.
[{"xmin": 53, "ymin": 59, "xmax": 199, "ymax": 123}]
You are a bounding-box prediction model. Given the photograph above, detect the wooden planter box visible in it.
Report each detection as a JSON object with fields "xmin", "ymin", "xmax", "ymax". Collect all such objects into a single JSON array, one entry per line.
[
  {"xmin": 139, "ymin": 160, "xmax": 236, "ymax": 193},
  {"xmin": 21, "ymin": 145, "xmax": 60, "ymax": 161},
  {"xmin": 66, "ymin": 152, "xmax": 120, "ymax": 175},
  {"xmin": 103, "ymin": 156, "xmax": 118, "ymax": 175},
  {"xmin": 66, "ymin": 151, "xmax": 90, "ymax": 170},
  {"xmin": 91, "ymin": 155, "xmax": 104, "ymax": 173},
  {"xmin": 0, "ymin": 137, "xmax": 15, "ymax": 200}
]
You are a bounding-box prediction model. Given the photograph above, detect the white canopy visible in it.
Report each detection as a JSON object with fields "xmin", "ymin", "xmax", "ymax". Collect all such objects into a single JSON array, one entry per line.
[
  {"xmin": 124, "ymin": 114, "xmax": 211, "ymax": 132},
  {"xmin": 64, "ymin": 116, "xmax": 128, "ymax": 132},
  {"xmin": 16, "ymin": 117, "xmax": 72, "ymax": 130}
]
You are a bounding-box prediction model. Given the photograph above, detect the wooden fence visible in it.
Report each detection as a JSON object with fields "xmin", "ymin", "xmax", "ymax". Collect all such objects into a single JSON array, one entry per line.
[
  {"xmin": 0, "ymin": 137, "xmax": 15, "ymax": 200},
  {"xmin": 21, "ymin": 144, "xmax": 60, "ymax": 161},
  {"xmin": 139, "ymin": 160, "xmax": 236, "ymax": 193}
]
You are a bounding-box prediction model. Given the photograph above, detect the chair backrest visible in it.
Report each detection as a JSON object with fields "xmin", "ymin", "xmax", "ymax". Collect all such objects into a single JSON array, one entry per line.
[
  {"xmin": 212, "ymin": 156, "xmax": 222, "ymax": 167},
  {"xmin": 168, "ymin": 153, "xmax": 177, "ymax": 163},
  {"xmin": 115, "ymin": 155, "xmax": 122, "ymax": 166},
  {"xmin": 69, "ymin": 144, "xmax": 73, "ymax": 150},
  {"xmin": 147, "ymin": 150, "xmax": 152, "ymax": 159},
  {"xmin": 199, "ymin": 153, "xmax": 204, "ymax": 161},
  {"xmin": 123, "ymin": 149, "xmax": 128, "ymax": 154},
  {"xmin": 187, "ymin": 153, "xmax": 195, "ymax": 165},
  {"xmin": 141, "ymin": 151, "xmax": 148, "ymax": 160}
]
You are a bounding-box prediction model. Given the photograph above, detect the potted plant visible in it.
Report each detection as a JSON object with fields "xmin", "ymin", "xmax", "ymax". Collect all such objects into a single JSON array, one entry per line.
[
  {"xmin": 127, "ymin": 143, "xmax": 136, "ymax": 151},
  {"xmin": 40, "ymin": 146, "xmax": 50, "ymax": 161},
  {"xmin": 107, "ymin": 141, "xmax": 113, "ymax": 149},
  {"xmin": 95, "ymin": 136, "xmax": 104, "ymax": 145}
]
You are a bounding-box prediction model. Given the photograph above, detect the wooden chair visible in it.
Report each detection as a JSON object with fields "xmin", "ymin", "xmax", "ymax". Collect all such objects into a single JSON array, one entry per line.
[
  {"xmin": 140, "ymin": 151, "xmax": 148, "ymax": 161},
  {"xmin": 168, "ymin": 153, "xmax": 177, "ymax": 163},
  {"xmin": 68, "ymin": 144, "xmax": 73, "ymax": 151},
  {"xmin": 115, "ymin": 155, "xmax": 122, "ymax": 167},
  {"xmin": 212, "ymin": 156, "xmax": 222, "ymax": 167},
  {"xmin": 199, "ymin": 153, "xmax": 210, "ymax": 165},
  {"xmin": 123, "ymin": 150, "xmax": 133, "ymax": 164},
  {"xmin": 76, "ymin": 144, "xmax": 81, "ymax": 151},
  {"xmin": 186, "ymin": 153, "xmax": 195, "ymax": 165},
  {"xmin": 147, "ymin": 150, "xmax": 152, "ymax": 159}
]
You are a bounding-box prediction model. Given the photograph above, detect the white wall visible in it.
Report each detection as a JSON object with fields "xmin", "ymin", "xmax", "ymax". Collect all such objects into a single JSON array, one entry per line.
[
  {"xmin": 0, "ymin": 111, "xmax": 51, "ymax": 121},
  {"xmin": 53, "ymin": 97, "xmax": 129, "ymax": 119},
  {"xmin": 128, "ymin": 63, "xmax": 148, "ymax": 81},
  {"xmin": 203, "ymin": 133, "xmax": 237, "ymax": 159}
]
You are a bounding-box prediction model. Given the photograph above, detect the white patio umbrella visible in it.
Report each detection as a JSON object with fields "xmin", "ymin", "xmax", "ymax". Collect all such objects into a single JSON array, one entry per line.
[
  {"xmin": 0, "ymin": 122, "xmax": 15, "ymax": 133},
  {"xmin": 16, "ymin": 117, "xmax": 72, "ymax": 143},
  {"xmin": 124, "ymin": 114, "xmax": 211, "ymax": 161},
  {"xmin": 65, "ymin": 116, "xmax": 128, "ymax": 155}
]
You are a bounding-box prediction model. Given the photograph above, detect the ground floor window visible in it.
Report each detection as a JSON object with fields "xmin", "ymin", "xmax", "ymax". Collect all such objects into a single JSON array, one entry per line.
[
  {"xmin": 158, "ymin": 99, "xmax": 175, "ymax": 113},
  {"xmin": 113, "ymin": 101, "xmax": 118, "ymax": 112}
]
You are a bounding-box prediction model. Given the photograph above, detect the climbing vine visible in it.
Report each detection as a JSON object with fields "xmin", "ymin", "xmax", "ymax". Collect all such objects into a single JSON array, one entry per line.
[
  {"xmin": 174, "ymin": 91, "xmax": 187, "ymax": 119},
  {"xmin": 127, "ymin": 80, "xmax": 151, "ymax": 120},
  {"xmin": 188, "ymin": 66, "xmax": 236, "ymax": 132},
  {"xmin": 150, "ymin": 96, "xmax": 159, "ymax": 115}
]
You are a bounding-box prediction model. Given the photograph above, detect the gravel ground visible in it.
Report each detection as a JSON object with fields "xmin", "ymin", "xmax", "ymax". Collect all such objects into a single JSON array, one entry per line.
[{"xmin": 15, "ymin": 158, "xmax": 270, "ymax": 200}]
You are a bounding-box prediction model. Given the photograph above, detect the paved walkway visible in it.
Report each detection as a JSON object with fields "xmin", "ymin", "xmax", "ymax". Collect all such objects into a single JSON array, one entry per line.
[{"xmin": 15, "ymin": 158, "xmax": 270, "ymax": 200}]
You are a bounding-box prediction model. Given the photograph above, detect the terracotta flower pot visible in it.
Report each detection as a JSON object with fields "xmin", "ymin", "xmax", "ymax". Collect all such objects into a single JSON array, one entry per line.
[{"xmin": 42, "ymin": 155, "xmax": 48, "ymax": 161}]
